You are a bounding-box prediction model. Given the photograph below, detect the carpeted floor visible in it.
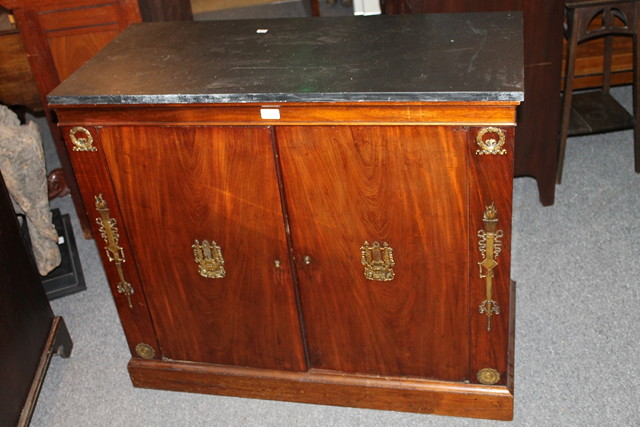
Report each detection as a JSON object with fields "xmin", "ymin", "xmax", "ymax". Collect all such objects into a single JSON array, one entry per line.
[{"xmin": 24, "ymin": 4, "xmax": 640, "ymax": 426}]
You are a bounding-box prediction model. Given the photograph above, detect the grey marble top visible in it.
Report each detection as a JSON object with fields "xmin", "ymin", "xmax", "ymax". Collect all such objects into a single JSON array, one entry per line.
[{"xmin": 48, "ymin": 13, "xmax": 524, "ymax": 106}]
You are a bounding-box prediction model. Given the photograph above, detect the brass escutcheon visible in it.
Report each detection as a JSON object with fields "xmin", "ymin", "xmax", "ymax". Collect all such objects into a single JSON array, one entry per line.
[
  {"xmin": 361, "ymin": 241, "xmax": 395, "ymax": 281},
  {"xmin": 192, "ymin": 240, "xmax": 225, "ymax": 279}
]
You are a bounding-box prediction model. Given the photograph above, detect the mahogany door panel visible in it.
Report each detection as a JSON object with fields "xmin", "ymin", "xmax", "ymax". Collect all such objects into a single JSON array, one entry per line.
[
  {"xmin": 277, "ymin": 125, "xmax": 470, "ymax": 380},
  {"xmin": 99, "ymin": 125, "xmax": 307, "ymax": 372}
]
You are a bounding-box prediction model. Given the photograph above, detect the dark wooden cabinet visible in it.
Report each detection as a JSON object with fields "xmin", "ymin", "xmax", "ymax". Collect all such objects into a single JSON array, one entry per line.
[
  {"xmin": 49, "ymin": 14, "xmax": 522, "ymax": 420},
  {"xmin": 0, "ymin": 171, "xmax": 72, "ymax": 426}
]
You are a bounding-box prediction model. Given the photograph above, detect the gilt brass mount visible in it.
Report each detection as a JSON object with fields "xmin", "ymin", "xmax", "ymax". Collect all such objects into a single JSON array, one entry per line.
[
  {"xmin": 475, "ymin": 127, "xmax": 507, "ymax": 155},
  {"xmin": 135, "ymin": 343, "xmax": 156, "ymax": 359},
  {"xmin": 361, "ymin": 241, "xmax": 395, "ymax": 281},
  {"xmin": 95, "ymin": 194, "xmax": 134, "ymax": 309},
  {"xmin": 69, "ymin": 126, "xmax": 97, "ymax": 152},
  {"xmin": 192, "ymin": 240, "xmax": 226, "ymax": 279},
  {"xmin": 477, "ymin": 368, "xmax": 500, "ymax": 385},
  {"xmin": 477, "ymin": 203, "xmax": 503, "ymax": 331}
]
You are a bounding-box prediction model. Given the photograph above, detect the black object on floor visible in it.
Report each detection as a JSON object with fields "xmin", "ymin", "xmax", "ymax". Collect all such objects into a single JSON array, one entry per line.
[{"xmin": 19, "ymin": 208, "xmax": 86, "ymax": 300}]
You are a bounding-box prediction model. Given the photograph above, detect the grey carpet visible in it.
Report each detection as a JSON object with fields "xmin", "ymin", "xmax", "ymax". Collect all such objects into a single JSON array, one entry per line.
[{"xmin": 25, "ymin": 4, "xmax": 640, "ymax": 424}]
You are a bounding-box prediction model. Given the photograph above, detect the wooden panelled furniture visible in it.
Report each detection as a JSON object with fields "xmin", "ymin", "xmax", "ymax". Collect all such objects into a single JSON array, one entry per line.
[
  {"xmin": 563, "ymin": 1, "xmax": 637, "ymax": 90},
  {"xmin": 0, "ymin": 170, "xmax": 72, "ymax": 426},
  {"xmin": 0, "ymin": 0, "xmax": 192, "ymax": 238},
  {"xmin": 0, "ymin": 23, "xmax": 41, "ymax": 113},
  {"xmin": 49, "ymin": 14, "xmax": 523, "ymax": 420},
  {"xmin": 557, "ymin": 0, "xmax": 640, "ymax": 182}
]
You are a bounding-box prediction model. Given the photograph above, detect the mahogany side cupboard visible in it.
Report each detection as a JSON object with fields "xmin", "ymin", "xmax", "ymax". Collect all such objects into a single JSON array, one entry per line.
[{"xmin": 49, "ymin": 14, "xmax": 523, "ymax": 420}]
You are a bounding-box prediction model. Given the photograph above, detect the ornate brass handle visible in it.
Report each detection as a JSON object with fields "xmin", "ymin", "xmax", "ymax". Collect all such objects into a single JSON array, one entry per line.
[
  {"xmin": 477, "ymin": 203, "xmax": 503, "ymax": 331},
  {"xmin": 95, "ymin": 194, "xmax": 134, "ymax": 309},
  {"xmin": 192, "ymin": 240, "xmax": 225, "ymax": 278},
  {"xmin": 361, "ymin": 241, "xmax": 395, "ymax": 281}
]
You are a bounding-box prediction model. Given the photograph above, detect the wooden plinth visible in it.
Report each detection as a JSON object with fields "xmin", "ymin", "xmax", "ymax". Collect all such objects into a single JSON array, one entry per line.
[{"xmin": 128, "ymin": 359, "xmax": 514, "ymax": 421}]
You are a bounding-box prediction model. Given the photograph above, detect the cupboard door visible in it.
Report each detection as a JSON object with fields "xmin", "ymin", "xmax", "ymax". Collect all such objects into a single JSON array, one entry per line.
[
  {"xmin": 277, "ymin": 126, "xmax": 469, "ymax": 380},
  {"xmin": 99, "ymin": 126, "xmax": 306, "ymax": 371}
]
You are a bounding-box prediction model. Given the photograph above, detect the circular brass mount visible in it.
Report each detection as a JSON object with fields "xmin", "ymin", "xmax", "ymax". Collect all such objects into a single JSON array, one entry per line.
[
  {"xmin": 135, "ymin": 343, "xmax": 156, "ymax": 359},
  {"xmin": 477, "ymin": 368, "xmax": 501, "ymax": 385}
]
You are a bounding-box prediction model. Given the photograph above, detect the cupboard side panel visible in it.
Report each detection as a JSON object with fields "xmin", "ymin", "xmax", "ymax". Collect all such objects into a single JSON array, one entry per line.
[
  {"xmin": 59, "ymin": 125, "xmax": 161, "ymax": 358},
  {"xmin": 467, "ymin": 126, "xmax": 515, "ymax": 385},
  {"xmin": 99, "ymin": 126, "xmax": 307, "ymax": 372},
  {"xmin": 277, "ymin": 125, "xmax": 470, "ymax": 380}
]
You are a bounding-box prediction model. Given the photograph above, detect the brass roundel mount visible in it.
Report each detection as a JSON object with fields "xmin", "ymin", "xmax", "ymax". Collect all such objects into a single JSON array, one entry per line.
[
  {"xmin": 135, "ymin": 343, "xmax": 156, "ymax": 359},
  {"xmin": 69, "ymin": 126, "xmax": 97, "ymax": 152},
  {"xmin": 477, "ymin": 368, "xmax": 501, "ymax": 385},
  {"xmin": 475, "ymin": 127, "xmax": 507, "ymax": 156}
]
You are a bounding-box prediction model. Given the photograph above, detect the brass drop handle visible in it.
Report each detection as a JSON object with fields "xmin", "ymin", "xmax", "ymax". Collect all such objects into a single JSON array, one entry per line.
[{"xmin": 303, "ymin": 255, "xmax": 312, "ymax": 265}]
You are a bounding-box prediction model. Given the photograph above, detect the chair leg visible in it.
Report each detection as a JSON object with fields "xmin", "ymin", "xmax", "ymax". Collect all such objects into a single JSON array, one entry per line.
[{"xmin": 558, "ymin": 10, "xmax": 581, "ymax": 184}]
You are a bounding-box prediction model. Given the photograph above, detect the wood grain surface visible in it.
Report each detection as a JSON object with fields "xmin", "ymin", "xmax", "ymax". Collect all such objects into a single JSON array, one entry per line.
[
  {"xmin": 0, "ymin": 30, "xmax": 41, "ymax": 110},
  {"xmin": 466, "ymin": 126, "xmax": 514, "ymax": 385},
  {"xmin": 129, "ymin": 358, "xmax": 514, "ymax": 420},
  {"xmin": 60, "ymin": 125, "xmax": 162, "ymax": 359},
  {"xmin": 99, "ymin": 125, "xmax": 307, "ymax": 371},
  {"xmin": 277, "ymin": 125, "xmax": 470, "ymax": 379}
]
